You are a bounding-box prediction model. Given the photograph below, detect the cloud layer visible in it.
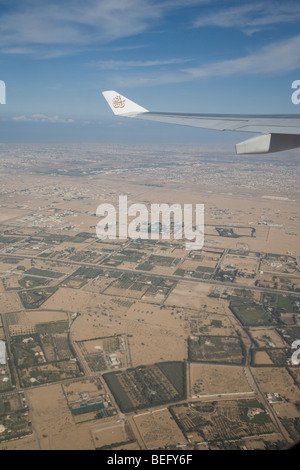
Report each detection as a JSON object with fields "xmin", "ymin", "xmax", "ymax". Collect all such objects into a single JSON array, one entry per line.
[
  {"xmin": 109, "ymin": 34, "xmax": 300, "ymax": 87},
  {"xmin": 11, "ymin": 114, "xmax": 75, "ymax": 123}
]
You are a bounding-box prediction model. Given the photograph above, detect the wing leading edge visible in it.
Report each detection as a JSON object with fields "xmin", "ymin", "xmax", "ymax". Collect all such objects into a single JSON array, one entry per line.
[{"xmin": 102, "ymin": 90, "xmax": 300, "ymax": 154}]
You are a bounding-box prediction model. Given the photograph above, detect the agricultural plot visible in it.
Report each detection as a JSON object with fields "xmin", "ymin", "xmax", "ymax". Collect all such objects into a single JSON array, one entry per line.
[
  {"xmin": 132, "ymin": 256, "xmax": 175, "ymax": 276},
  {"xmin": 103, "ymin": 273, "xmax": 150, "ymax": 299},
  {"xmin": 38, "ymin": 232, "xmax": 92, "ymax": 245},
  {"xmin": 149, "ymin": 255, "xmax": 179, "ymax": 268},
  {"xmin": 188, "ymin": 335, "xmax": 245, "ymax": 365},
  {"xmin": 220, "ymin": 254, "xmax": 259, "ymax": 284},
  {"xmin": 18, "ymin": 276, "xmax": 51, "ymax": 289},
  {"xmin": 76, "ymin": 335, "xmax": 127, "ymax": 373},
  {"xmin": 176, "ymin": 257, "xmax": 216, "ymax": 280},
  {"xmin": 215, "ymin": 227, "xmax": 243, "ymax": 238},
  {"xmin": 262, "ymin": 294, "xmax": 300, "ymax": 315},
  {"xmin": 252, "ymin": 367, "xmax": 300, "ymax": 402},
  {"xmin": 136, "ymin": 262, "xmax": 154, "ymax": 271},
  {"xmin": 18, "ymin": 360, "xmax": 81, "ymax": 387},
  {"xmin": 263, "ymin": 348, "xmax": 291, "ymax": 366},
  {"xmin": 62, "ymin": 377, "xmax": 117, "ymax": 421},
  {"xmin": 251, "ymin": 348, "xmax": 292, "ymax": 366},
  {"xmin": 103, "ymin": 362, "xmax": 186, "ymax": 413},
  {"xmin": 104, "ymin": 249, "xmax": 146, "ymax": 268},
  {"xmin": 188, "ymin": 249, "xmax": 223, "ymax": 265},
  {"xmin": 260, "ymin": 255, "xmax": 299, "ymax": 275},
  {"xmin": 277, "ymin": 326, "xmax": 300, "ymax": 345},
  {"xmin": 0, "ymin": 392, "xmax": 31, "ymax": 443},
  {"xmin": 281, "ymin": 416, "xmax": 300, "ymax": 443},
  {"xmin": 249, "ymin": 328, "xmax": 287, "ymax": 348},
  {"xmin": 170, "ymin": 399, "xmax": 275, "ymax": 445},
  {"xmin": 0, "ymin": 363, "xmax": 12, "ymax": 392},
  {"xmin": 10, "ymin": 318, "xmax": 80, "ymax": 386},
  {"xmin": 141, "ymin": 285, "xmax": 170, "ymax": 302},
  {"xmin": 41, "ymin": 332, "xmax": 73, "ymax": 362},
  {"xmin": 221, "ymin": 254, "xmax": 258, "ymax": 272},
  {"xmin": 19, "ymin": 287, "xmax": 58, "ymax": 309},
  {"xmin": 5, "ymin": 310, "xmax": 69, "ymax": 337},
  {"xmin": 229, "ymin": 299, "xmax": 275, "ymax": 326},
  {"xmin": 62, "ymin": 266, "xmax": 104, "ymax": 289},
  {"xmin": 12, "ymin": 334, "xmax": 47, "ymax": 368},
  {"xmin": 191, "ymin": 265, "xmax": 215, "ymax": 280},
  {"xmin": 68, "ymin": 249, "xmax": 104, "ymax": 264},
  {"xmin": 2, "ymin": 275, "xmax": 26, "ymax": 291},
  {"xmin": 252, "ymin": 350, "xmax": 274, "ymax": 366},
  {"xmin": 81, "ymin": 275, "xmax": 115, "ymax": 293},
  {"xmin": 103, "ymin": 273, "xmax": 176, "ymax": 302},
  {"xmin": 24, "ymin": 268, "xmax": 64, "ymax": 278}
]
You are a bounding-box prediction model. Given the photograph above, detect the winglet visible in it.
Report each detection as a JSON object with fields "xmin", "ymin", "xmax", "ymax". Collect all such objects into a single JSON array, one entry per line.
[{"xmin": 102, "ymin": 90, "xmax": 148, "ymax": 116}]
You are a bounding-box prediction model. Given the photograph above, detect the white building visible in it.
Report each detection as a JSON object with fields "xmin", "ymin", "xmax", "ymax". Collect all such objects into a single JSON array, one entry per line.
[{"xmin": 0, "ymin": 340, "xmax": 6, "ymax": 365}]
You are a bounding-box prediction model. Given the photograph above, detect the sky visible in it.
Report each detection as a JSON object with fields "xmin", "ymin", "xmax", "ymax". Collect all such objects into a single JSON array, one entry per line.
[{"xmin": 0, "ymin": 0, "xmax": 300, "ymax": 144}]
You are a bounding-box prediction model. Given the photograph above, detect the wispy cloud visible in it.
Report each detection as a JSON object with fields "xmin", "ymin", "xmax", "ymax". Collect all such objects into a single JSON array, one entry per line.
[
  {"xmin": 1, "ymin": 0, "xmax": 298, "ymax": 59},
  {"xmin": 111, "ymin": 34, "xmax": 300, "ymax": 87},
  {"xmin": 12, "ymin": 114, "xmax": 75, "ymax": 123},
  {"xmin": 194, "ymin": 1, "xmax": 300, "ymax": 34},
  {"xmin": 0, "ymin": 0, "xmax": 162, "ymax": 56},
  {"xmin": 0, "ymin": 47, "xmax": 35, "ymax": 55},
  {"xmin": 0, "ymin": 0, "xmax": 219, "ymax": 58},
  {"xmin": 90, "ymin": 58, "xmax": 192, "ymax": 70},
  {"xmin": 184, "ymin": 34, "xmax": 300, "ymax": 77}
]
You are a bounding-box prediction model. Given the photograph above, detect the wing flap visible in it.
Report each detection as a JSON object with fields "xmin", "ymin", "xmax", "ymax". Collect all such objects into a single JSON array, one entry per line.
[
  {"xmin": 131, "ymin": 112, "xmax": 249, "ymax": 131},
  {"xmin": 127, "ymin": 111, "xmax": 300, "ymax": 135}
]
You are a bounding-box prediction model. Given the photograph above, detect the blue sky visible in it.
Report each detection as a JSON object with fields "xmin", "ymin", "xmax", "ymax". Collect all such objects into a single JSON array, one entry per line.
[{"xmin": 0, "ymin": 0, "xmax": 300, "ymax": 143}]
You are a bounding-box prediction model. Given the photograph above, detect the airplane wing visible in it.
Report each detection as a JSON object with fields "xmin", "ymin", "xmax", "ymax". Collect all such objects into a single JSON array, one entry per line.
[{"xmin": 102, "ymin": 90, "xmax": 300, "ymax": 154}]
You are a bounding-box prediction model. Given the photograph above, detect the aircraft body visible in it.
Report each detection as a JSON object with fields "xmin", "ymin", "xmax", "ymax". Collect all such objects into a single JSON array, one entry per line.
[{"xmin": 102, "ymin": 90, "xmax": 300, "ymax": 154}]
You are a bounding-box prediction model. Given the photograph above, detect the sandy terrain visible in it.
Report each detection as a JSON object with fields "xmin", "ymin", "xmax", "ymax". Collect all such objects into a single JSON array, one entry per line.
[
  {"xmin": 250, "ymin": 328, "xmax": 287, "ymax": 348},
  {"xmin": 252, "ymin": 367, "xmax": 300, "ymax": 400},
  {"xmin": 0, "ymin": 145, "xmax": 300, "ymax": 450},
  {"xmin": 131, "ymin": 408, "xmax": 186, "ymax": 449},
  {"xmin": 26, "ymin": 384, "xmax": 94, "ymax": 450},
  {"xmin": 0, "ymin": 291, "xmax": 23, "ymax": 313},
  {"xmin": 190, "ymin": 363, "xmax": 253, "ymax": 397},
  {"xmin": 127, "ymin": 321, "xmax": 186, "ymax": 366}
]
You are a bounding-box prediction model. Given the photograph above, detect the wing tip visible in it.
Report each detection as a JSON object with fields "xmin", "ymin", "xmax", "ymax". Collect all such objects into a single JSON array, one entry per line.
[{"xmin": 102, "ymin": 90, "xmax": 148, "ymax": 115}]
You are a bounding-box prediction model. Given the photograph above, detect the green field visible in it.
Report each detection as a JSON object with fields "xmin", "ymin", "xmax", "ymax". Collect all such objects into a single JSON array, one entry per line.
[
  {"xmin": 18, "ymin": 276, "xmax": 50, "ymax": 288},
  {"xmin": 230, "ymin": 300, "xmax": 273, "ymax": 326},
  {"xmin": 24, "ymin": 268, "xmax": 63, "ymax": 279},
  {"xmin": 19, "ymin": 287, "xmax": 58, "ymax": 309}
]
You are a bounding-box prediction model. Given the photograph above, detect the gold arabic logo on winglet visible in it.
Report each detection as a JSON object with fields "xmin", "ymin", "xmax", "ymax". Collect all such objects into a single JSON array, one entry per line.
[{"xmin": 113, "ymin": 95, "xmax": 126, "ymax": 108}]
